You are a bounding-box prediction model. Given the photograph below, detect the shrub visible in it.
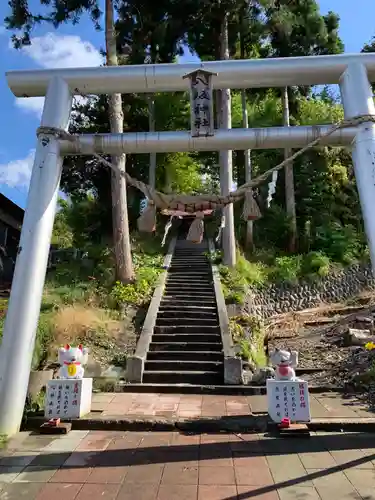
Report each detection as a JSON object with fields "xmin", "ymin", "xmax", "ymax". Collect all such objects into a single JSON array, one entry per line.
[
  {"xmin": 269, "ymin": 255, "xmax": 302, "ymax": 284},
  {"xmin": 314, "ymin": 222, "xmax": 363, "ymax": 264},
  {"xmin": 301, "ymin": 251, "xmax": 331, "ymax": 278},
  {"xmin": 110, "ymin": 263, "xmax": 162, "ymax": 306}
]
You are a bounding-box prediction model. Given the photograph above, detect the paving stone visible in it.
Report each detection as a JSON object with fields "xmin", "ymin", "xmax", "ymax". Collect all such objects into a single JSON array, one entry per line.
[
  {"xmin": 199, "ymin": 443, "xmax": 233, "ymax": 467},
  {"xmin": 16, "ymin": 465, "xmax": 58, "ymax": 483},
  {"xmin": 106, "ymin": 436, "xmax": 139, "ymax": 451},
  {"xmin": 161, "ymin": 464, "xmax": 198, "ymax": 484},
  {"xmin": 50, "ymin": 466, "xmax": 93, "ymax": 483},
  {"xmin": 354, "ymin": 487, "xmax": 375, "ymax": 499},
  {"xmin": 160, "ymin": 449, "xmax": 199, "ymax": 467},
  {"xmin": 344, "ymin": 468, "xmax": 375, "ymax": 488},
  {"xmin": 86, "ymin": 465, "xmax": 127, "ymax": 483},
  {"xmin": 30, "ymin": 452, "xmax": 72, "ymax": 467},
  {"xmin": 331, "ymin": 449, "xmax": 373, "ymax": 469},
  {"xmin": 76, "ymin": 436, "xmax": 112, "ymax": 452},
  {"xmin": 0, "ymin": 466, "xmax": 24, "ymax": 483},
  {"xmin": 62, "ymin": 391, "xmax": 375, "ymax": 419},
  {"xmin": 266, "ymin": 455, "xmax": 311, "ymax": 484},
  {"xmin": 44, "ymin": 439, "xmax": 83, "ymax": 452},
  {"xmin": 298, "ymin": 451, "xmax": 336, "ymax": 469},
  {"xmin": 139, "ymin": 434, "xmax": 173, "ymax": 448},
  {"xmin": 0, "ymin": 481, "xmax": 44, "ymax": 499},
  {"xmin": 0, "ymin": 452, "xmax": 39, "ymax": 467},
  {"xmin": 307, "ymin": 468, "xmax": 356, "ymax": 491},
  {"xmin": 170, "ymin": 434, "xmax": 200, "ymax": 446},
  {"xmin": 200, "ymin": 434, "xmax": 234, "ymax": 445},
  {"xmin": 234, "ymin": 466, "xmax": 274, "ymax": 486},
  {"xmin": 15, "ymin": 438, "xmax": 55, "ymax": 452},
  {"xmin": 117, "ymin": 482, "xmax": 158, "ymax": 499},
  {"xmin": 232, "ymin": 454, "xmax": 268, "ymax": 469},
  {"xmin": 199, "ymin": 466, "xmax": 235, "ymax": 485},
  {"xmin": 75, "ymin": 483, "xmax": 120, "ymax": 499},
  {"xmin": 35, "ymin": 483, "xmax": 83, "ymax": 500},
  {"xmin": 316, "ymin": 487, "xmax": 361, "ymax": 500},
  {"xmin": 199, "ymin": 454, "xmax": 233, "ymax": 467},
  {"xmin": 157, "ymin": 484, "xmax": 198, "ymax": 500},
  {"xmin": 125, "ymin": 464, "xmax": 164, "ymax": 483},
  {"xmin": 63, "ymin": 451, "xmax": 99, "ymax": 467},
  {"xmin": 277, "ymin": 485, "xmax": 321, "ymax": 499},
  {"xmin": 92, "ymin": 394, "xmax": 115, "ymax": 403},
  {"xmin": 198, "ymin": 485, "xmax": 237, "ymax": 500},
  {"xmin": 237, "ymin": 485, "xmax": 279, "ymax": 499}
]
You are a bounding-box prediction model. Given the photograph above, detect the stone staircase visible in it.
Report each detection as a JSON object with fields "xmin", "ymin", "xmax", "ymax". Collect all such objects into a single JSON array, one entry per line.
[{"xmin": 142, "ymin": 240, "xmax": 224, "ymax": 385}]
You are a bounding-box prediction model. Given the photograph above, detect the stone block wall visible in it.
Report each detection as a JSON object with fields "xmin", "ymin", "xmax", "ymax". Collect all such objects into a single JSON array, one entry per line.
[{"xmin": 246, "ymin": 263, "xmax": 375, "ymax": 318}]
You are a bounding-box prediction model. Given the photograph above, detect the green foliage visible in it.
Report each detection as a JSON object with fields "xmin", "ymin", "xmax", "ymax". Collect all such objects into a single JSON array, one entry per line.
[
  {"xmin": 110, "ymin": 252, "xmax": 163, "ymax": 306},
  {"xmin": 269, "ymin": 255, "xmax": 302, "ymax": 284},
  {"xmin": 0, "ymin": 304, "xmax": 54, "ymax": 371},
  {"xmin": 301, "ymin": 251, "xmax": 331, "ymax": 278},
  {"xmin": 220, "ymin": 254, "xmax": 267, "ymax": 304},
  {"xmin": 230, "ymin": 315, "xmax": 267, "ymax": 367},
  {"xmin": 51, "ymin": 199, "xmax": 74, "ymax": 249},
  {"xmin": 313, "ymin": 222, "xmax": 364, "ymax": 265}
]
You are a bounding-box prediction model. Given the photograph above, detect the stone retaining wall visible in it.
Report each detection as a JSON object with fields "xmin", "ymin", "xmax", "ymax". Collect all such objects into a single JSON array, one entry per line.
[{"xmin": 246, "ymin": 263, "xmax": 375, "ymax": 318}]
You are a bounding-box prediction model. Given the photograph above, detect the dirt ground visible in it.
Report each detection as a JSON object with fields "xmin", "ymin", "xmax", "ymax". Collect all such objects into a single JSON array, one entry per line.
[{"xmin": 267, "ymin": 292, "xmax": 375, "ymax": 390}]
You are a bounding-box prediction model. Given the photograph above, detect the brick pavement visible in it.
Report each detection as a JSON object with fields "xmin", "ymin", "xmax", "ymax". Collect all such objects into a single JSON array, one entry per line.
[
  {"xmin": 89, "ymin": 392, "xmax": 373, "ymax": 420},
  {"xmin": 1, "ymin": 430, "xmax": 375, "ymax": 499}
]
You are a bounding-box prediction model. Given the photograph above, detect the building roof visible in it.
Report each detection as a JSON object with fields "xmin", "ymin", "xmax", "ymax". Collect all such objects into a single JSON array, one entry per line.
[{"xmin": 0, "ymin": 193, "xmax": 24, "ymax": 230}]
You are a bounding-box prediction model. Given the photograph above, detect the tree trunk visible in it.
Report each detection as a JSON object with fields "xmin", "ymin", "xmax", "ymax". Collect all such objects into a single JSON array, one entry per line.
[
  {"xmin": 148, "ymin": 95, "xmax": 156, "ymax": 189},
  {"xmin": 219, "ymin": 11, "xmax": 236, "ymax": 267},
  {"xmin": 282, "ymin": 86, "xmax": 297, "ymax": 253},
  {"xmin": 105, "ymin": 0, "xmax": 134, "ymax": 282},
  {"xmin": 240, "ymin": 29, "xmax": 253, "ymax": 252}
]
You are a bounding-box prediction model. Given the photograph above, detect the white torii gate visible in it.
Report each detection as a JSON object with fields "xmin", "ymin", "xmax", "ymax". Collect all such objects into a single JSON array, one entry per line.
[{"xmin": 1, "ymin": 53, "xmax": 375, "ymax": 435}]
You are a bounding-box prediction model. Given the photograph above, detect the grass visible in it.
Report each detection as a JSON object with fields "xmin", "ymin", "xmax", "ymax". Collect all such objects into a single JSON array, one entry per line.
[
  {"xmin": 229, "ymin": 314, "xmax": 268, "ymax": 368},
  {"xmin": 0, "ymin": 233, "xmax": 165, "ymax": 372},
  {"xmin": 220, "ymin": 248, "xmax": 340, "ymax": 305},
  {"xmin": 220, "ymin": 253, "xmax": 267, "ymax": 305}
]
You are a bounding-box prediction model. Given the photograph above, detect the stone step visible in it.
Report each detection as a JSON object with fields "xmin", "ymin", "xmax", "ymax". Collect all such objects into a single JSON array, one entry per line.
[
  {"xmin": 144, "ymin": 360, "xmax": 224, "ymax": 372},
  {"xmin": 169, "ymin": 267, "xmax": 209, "ymax": 272},
  {"xmin": 155, "ymin": 317, "xmax": 218, "ymax": 326},
  {"xmin": 170, "ymin": 262, "xmax": 208, "ymax": 267},
  {"xmin": 162, "ymin": 290, "xmax": 215, "ymax": 297},
  {"xmin": 148, "ymin": 342, "xmax": 223, "ymax": 352},
  {"xmin": 161, "ymin": 296, "xmax": 216, "ymax": 305},
  {"xmin": 157, "ymin": 310, "xmax": 218, "ymax": 319},
  {"xmin": 169, "ymin": 266, "xmax": 210, "ymax": 271},
  {"xmin": 173, "ymin": 255, "xmax": 208, "ymax": 258},
  {"xmin": 154, "ymin": 325, "xmax": 221, "ymax": 334},
  {"xmin": 146, "ymin": 351, "xmax": 223, "ymax": 362},
  {"xmin": 158, "ymin": 304, "xmax": 217, "ymax": 311},
  {"xmin": 174, "ymin": 249, "xmax": 207, "ymax": 253},
  {"xmin": 166, "ymin": 278, "xmax": 213, "ymax": 284},
  {"xmin": 152, "ymin": 333, "xmax": 222, "ymax": 343},
  {"xmin": 171, "ymin": 257, "xmax": 210, "ymax": 266},
  {"xmin": 165, "ymin": 282, "xmax": 213, "ymax": 289},
  {"xmin": 165, "ymin": 282, "xmax": 214, "ymax": 289},
  {"xmin": 164, "ymin": 286, "xmax": 214, "ymax": 294},
  {"xmin": 142, "ymin": 370, "xmax": 223, "ymax": 385},
  {"xmin": 168, "ymin": 272, "xmax": 211, "ymax": 278}
]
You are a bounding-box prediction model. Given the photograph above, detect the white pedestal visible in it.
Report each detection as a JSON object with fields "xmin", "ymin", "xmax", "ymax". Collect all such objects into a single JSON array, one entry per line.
[
  {"xmin": 44, "ymin": 378, "xmax": 93, "ymax": 419},
  {"xmin": 267, "ymin": 379, "xmax": 311, "ymax": 423}
]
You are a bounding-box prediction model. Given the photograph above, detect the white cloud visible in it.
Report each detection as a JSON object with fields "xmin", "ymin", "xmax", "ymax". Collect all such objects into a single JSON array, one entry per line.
[
  {"xmin": 0, "ymin": 150, "xmax": 35, "ymax": 190},
  {"xmin": 14, "ymin": 33, "xmax": 103, "ymax": 117}
]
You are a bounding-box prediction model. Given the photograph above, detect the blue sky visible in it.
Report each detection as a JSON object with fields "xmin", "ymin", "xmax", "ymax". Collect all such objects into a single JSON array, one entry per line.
[{"xmin": 0, "ymin": 0, "xmax": 374, "ymax": 209}]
